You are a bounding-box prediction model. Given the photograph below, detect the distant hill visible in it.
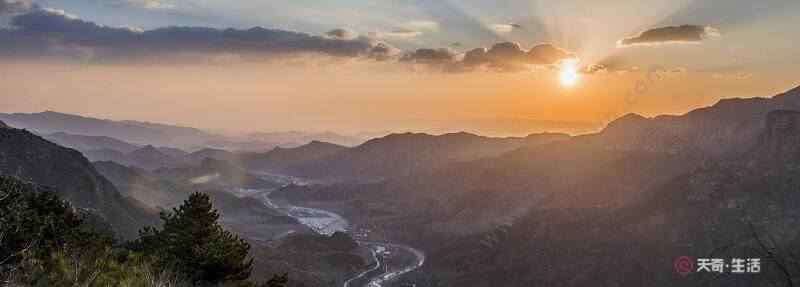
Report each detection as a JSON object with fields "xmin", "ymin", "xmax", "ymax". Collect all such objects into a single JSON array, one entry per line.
[
  {"xmin": 42, "ymin": 132, "xmax": 142, "ymax": 153},
  {"xmin": 126, "ymin": 145, "xmax": 175, "ymax": 170},
  {"xmin": 157, "ymin": 146, "xmax": 190, "ymax": 158},
  {"xmin": 0, "ymin": 111, "xmax": 369, "ymax": 153},
  {"xmin": 287, "ymin": 132, "xmax": 569, "ymax": 181},
  {"xmin": 83, "ymin": 144, "xmax": 192, "ymax": 171},
  {"xmin": 184, "ymin": 148, "xmax": 242, "ymax": 166},
  {"xmin": 0, "ymin": 123, "xmax": 158, "ymax": 239},
  {"xmin": 248, "ymin": 131, "xmax": 365, "ymax": 147},
  {"xmin": 0, "ymin": 111, "xmax": 215, "ymax": 148},
  {"xmin": 244, "ymin": 141, "xmax": 349, "ymax": 173}
]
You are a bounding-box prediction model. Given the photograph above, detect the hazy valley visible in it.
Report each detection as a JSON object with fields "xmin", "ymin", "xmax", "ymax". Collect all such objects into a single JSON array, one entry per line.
[{"xmin": 2, "ymin": 86, "xmax": 800, "ymax": 286}]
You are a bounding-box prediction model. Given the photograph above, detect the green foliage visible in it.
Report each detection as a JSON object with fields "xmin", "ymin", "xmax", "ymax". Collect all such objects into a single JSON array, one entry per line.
[
  {"xmin": 1, "ymin": 176, "xmax": 184, "ymax": 286},
  {"xmin": 136, "ymin": 192, "xmax": 254, "ymax": 285},
  {"xmin": 1, "ymin": 176, "xmax": 84, "ymax": 271},
  {"xmin": 2, "ymin": 178, "xmax": 286, "ymax": 287},
  {"xmin": 10, "ymin": 248, "xmax": 186, "ymax": 287}
]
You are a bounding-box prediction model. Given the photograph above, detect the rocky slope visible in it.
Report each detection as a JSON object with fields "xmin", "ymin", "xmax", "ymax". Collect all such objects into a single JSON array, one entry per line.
[{"xmin": 0, "ymin": 124, "xmax": 158, "ymax": 239}]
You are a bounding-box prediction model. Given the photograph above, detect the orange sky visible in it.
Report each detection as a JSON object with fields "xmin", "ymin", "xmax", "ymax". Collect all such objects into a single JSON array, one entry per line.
[{"xmin": 2, "ymin": 59, "xmax": 796, "ymax": 136}]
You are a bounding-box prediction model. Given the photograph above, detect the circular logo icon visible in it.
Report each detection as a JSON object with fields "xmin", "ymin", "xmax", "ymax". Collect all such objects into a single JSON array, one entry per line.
[{"xmin": 674, "ymin": 256, "xmax": 694, "ymax": 276}]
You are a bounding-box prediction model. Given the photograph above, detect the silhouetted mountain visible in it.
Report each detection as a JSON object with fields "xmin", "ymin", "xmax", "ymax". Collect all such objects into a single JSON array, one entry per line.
[
  {"xmin": 376, "ymin": 87, "xmax": 800, "ymax": 234},
  {"xmin": 756, "ymin": 109, "xmax": 800, "ymax": 161},
  {"xmin": 184, "ymin": 148, "xmax": 241, "ymax": 166},
  {"xmin": 288, "ymin": 132, "xmax": 569, "ymax": 181},
  {"xmin": 0, "ymin": 124, "xmax": 158, "ymax": 239},
  {"xmin": 42, "ymin": 132, "xmax": 142, "ymax": 153},
  {"xmin": 125, "ymin": 145, "xmax": 176, "ymax": 170},
  {"xmin": 248, "ymin": 130, "xmax": 366, "ymax": 147},
  {"xmin": 82, "ymin": 144, "xmax": 190, "ymax": 170},
  {"xmin": 245, "ymin": 140, "xmax": 348, "ymax": 173},
  {"xmin": 0, "ymin": 111, "xmax": 355, "ymax": 155},
  {"xmin": 590, "ymin": 86, "xmax": 800, "ymax": 157},
  {"xmin": 156, "ymin": 146, "xmax": 190, "ymax": 158},
  {"xmin": 379, "ymin": 86, "xmax": 800, "ymax": 287},
  {"xmin": 84, "ymin": 148, "xmax": 130, "ymax": 164},
  {"xmin": 0, "ymin": 111, "xmax": 216, "ymax": 148},
  {"xmin": 428, "ymin": 106, "xmax": 800, "ymax": 287},
  {"xmin": 268, "ymin": 86, "xmax": 800, "ymax": 287}
]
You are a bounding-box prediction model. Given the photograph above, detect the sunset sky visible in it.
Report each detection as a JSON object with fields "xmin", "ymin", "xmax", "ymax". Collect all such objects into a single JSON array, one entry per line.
[{"xmin": 1, "ymin": 0, "xmax": 798, "ymax": 136}]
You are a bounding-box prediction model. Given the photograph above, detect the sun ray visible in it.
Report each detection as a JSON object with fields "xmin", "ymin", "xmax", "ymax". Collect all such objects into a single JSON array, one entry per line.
[{"xmin": 559, "ymin": 58, "xmax": 580, "ymax": 87}]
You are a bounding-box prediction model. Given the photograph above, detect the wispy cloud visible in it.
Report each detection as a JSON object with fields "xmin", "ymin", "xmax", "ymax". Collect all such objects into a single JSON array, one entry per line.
[
  {"xmin": 109, "ymin": 0, "xmax": 176, "ymax": 10},
  {"xmin": 404, "ymin": 20, "xmax": 440, "ymax": 31},
  {"xmin": 489, "ymin": 23, "xmax": 522, "ymax": 34},
  {"xmin": 370, "ymin": 28, "xmax": 423, "ymax": 39},
  {"xmin": 618, "ymin": 25, "xmax": 721, "ymax": 47}
]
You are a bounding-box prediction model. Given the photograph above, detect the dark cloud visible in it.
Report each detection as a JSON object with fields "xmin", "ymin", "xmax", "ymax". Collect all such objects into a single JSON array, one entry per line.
[
  {"xmin": 460, "ymin": 42, "xmax": 574, "ymax": 71},
  {"xmin": 402, "ymin": 42, "xmax": 575, "ymax": 72},
  {"xmin": 0, "ymin": 0, "xmax": 32, "ymax": 15},
  {"xmin": 461, "ymin": 47, "xmax": 488, "ymax": 66},
  {"xmin": 400, "ymin": 48, "xmax": 457, "ymax": 64},
  {"xmin": 528, "ymin": 44, "xmax": 573, "ymax": 65},
  {"xmin": 325, "ymin": 28, "xmax": 357, "ymax": 40},
  {"xmin": 0, "ymin": 8, "xmax": 398, "ymax": 62},
  {"xmin": 1, "ymin": 6, "xmax": 576, "ymax": 74},
  {"xmin": 618, "ymin": 25, "xmax": 721, "ymax": 47},
  {"xmin": 368, "ymin": 42, "xmax": 401, "ymax": 61}
]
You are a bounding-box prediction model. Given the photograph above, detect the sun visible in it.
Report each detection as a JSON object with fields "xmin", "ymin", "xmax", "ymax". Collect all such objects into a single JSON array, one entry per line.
[{"xmin": 559, "ymin": 58, "xmax": 580, "ymax": 88}]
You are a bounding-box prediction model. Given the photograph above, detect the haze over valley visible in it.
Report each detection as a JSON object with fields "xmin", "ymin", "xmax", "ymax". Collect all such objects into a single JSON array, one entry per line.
[{"xmin": 2, "ymin": 1, "xmax": 800, "ymax": 286}]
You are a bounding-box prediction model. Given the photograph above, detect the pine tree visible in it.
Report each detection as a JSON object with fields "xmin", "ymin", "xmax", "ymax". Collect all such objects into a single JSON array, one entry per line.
[{"xmin": 137, "ymin": 192, "xmax": 253, "ymax": 284}]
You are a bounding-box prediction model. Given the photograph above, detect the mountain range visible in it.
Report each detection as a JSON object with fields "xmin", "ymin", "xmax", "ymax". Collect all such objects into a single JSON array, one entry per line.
[
  {"xmin": 0, "ymin": 122, "xmax": 158, "ymax": 239},
  {"xmin": 266, "ymin": 85, "xmax": 800, "ymax": 287},
  {"xmin": 286, "ymin": 132, "xmax": 570, "ymax": 181},
  {"xmin": 0, "ymin": 111, "xmax": 366, "ymax": 151}
]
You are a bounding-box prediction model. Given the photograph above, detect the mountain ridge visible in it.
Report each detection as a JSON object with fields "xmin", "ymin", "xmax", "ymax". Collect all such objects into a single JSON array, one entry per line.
[{"xmin": 0, "ymin": 124, "xmax": 158, "ymax": 239}]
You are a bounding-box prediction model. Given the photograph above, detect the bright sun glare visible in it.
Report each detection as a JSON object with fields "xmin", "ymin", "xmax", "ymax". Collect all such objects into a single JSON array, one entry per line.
[{"xmin": 559, "ymin": 58, "xmax": 580, "ymax": 88}]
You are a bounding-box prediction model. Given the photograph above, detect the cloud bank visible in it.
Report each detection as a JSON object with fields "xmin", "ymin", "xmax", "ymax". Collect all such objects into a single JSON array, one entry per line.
[
  {"xmin": 0, "ymin": 0, "xmax": 32, "ymax": 15},
  {"xmin": 0, "ymin": 7, "xmax": 398, "ymax": 62},
  {"xmin": 618, "ymin": 25, "xmax": 721, "ymax": 47},
  {"xmin": 400, "ymin": 42, "xmax": 575, "ymax": 72},
  {"xmin": 1, "ymin": 5, "xmax": 578, "ymax": 74}
]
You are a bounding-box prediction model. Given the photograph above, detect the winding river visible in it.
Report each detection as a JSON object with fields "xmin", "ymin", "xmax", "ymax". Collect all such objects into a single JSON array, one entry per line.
[{"xmin": 250, "ymin": 173, "xmax": 426, "ymax": 287}]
